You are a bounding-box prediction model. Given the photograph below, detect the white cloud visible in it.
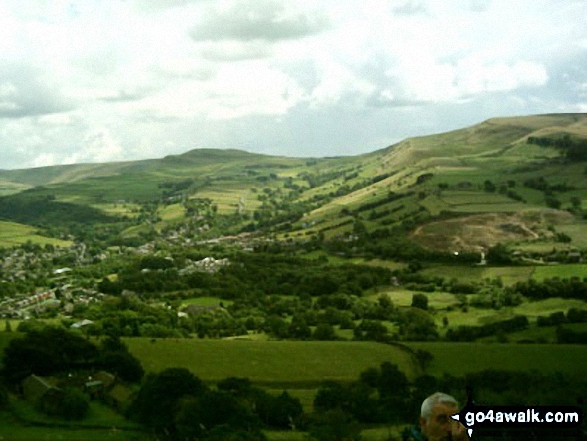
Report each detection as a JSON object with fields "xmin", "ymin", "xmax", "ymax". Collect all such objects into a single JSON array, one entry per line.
[
  {"xmin": 309, "ymin": 60, "xmax": 376, "ymax": 108},
  {"xmin": 0, "ymin": 0, "xmax": 586, "ymax": 168},
  {"xmin": 190, "ymin": 0, "xmax": 329, "ymax": 42},
  {"xmin": 32, "ymin": 153, "xmax": 59, "ymax": 168},
  {"xmin": 63, "ymin": 129, "xmax": 124, "ymax": 164}
]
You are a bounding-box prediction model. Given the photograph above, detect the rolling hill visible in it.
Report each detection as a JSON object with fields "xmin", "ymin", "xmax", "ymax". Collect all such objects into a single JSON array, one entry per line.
[{"xmin": 1, "ymin": 113, "xmax": 587, "ymax": 251}]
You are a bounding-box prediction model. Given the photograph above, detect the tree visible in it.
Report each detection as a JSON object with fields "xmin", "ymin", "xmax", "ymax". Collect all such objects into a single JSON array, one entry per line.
[
  {"xmin": 411, "ymin": 293, "xmax": 428, "ymax": 310},
  {"xmin": 483, "ymin": 180, "xmax": 496, "ymax": 192},
  {"xmin": 99, "ymin": 351, "xmax": 144, "ymax": 383},
  {"xmin": 486, "ymin": 243, "xmax": 512, "ymax": 265},
  {"xmin": 313, "ymin": 323, "xmax": 337, "ymax": 341},
  {"xmin": 288, "ymin": 315, "xmax": 311, "ymax": 339},
  {"xmin": 2, "ymin": 327, "xmax": 98, "ymax": 384},
  {"xmin": 129, "ymin": 368, "xmax": 207, "ymax": 433},
  {"xmin": 255, "ymin": 390, "xmax": 303, "ymax": 429},
  {"xmin": 37, "ymin": 388, "xmax": 89, "ymax": 420},
  {"xmin": 414, "ymin": 349, "xmax": 434, "ymax": 372}
]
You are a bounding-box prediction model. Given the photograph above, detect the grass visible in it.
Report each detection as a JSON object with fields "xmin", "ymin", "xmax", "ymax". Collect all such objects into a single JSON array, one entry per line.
[
  {"xmin": 420, "ymin": 265, "xmax": 535, "ymax": 285},
  {"xmin": 556, "ymin": 223, "xmax": 587, "ymax": 247},
  {"xmin": 406, "ymin": 342, "xmax": 587, "ymax": 378},
  {"xmin": 125, "ymin": 339, "xmax": 416, "ymax": 385},
  {"xmin": 481, "ymin": 322, "xmax": 587, "ymax": 343},
  {"xmin": 0, "ymin": 221, "xmax": 72, "ymax": 248},
  {"xmin": 158, "ymin": 203, "xmax": 186, "ymax": 221},
  {"xmin": 9, "ymin": 397, "xmax": 138, "ymax": 429},
  {"xmin": 532, "ymin": 264, "xmax": 587, "ymax": 280},
  {"xmin": 373, "ymin": 289, "xmax": 459, "ymax": 309},
  {"xmin": 0, "ymin": 412, "xmax": 144, "ymax": 441}
]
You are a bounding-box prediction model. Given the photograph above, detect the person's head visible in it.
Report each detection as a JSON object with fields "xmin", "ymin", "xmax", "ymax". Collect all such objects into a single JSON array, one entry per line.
[{"xmin": 419, "ymin": 392, "xmax": 459, "ymax": 441}]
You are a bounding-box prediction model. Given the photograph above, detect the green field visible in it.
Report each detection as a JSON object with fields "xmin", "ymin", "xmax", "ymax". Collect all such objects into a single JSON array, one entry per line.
[
  {"xmin": 374, "ymin": 289, "xmax": 459, "ymax": 309},
  {"xmin": 0, "ymin": 413, "xmax": 144, "ymax": 441},
  {"xmin": 532, "ymin": 263, "xmax": 587, "ymax": 280},
  {"xmin": 406, "ymin": 342, "xmax": 587, "ymax": 378},
  {"xmin": 420, "ymin": 264, "xmax": 535, "ymax": 285},
  {"xmin": 0, "ymin": 221, "xmax": 72, "ymax": 248},
  {"xmin": 125, "ymin": 339, "xmax": 416, "ymax": 386}
]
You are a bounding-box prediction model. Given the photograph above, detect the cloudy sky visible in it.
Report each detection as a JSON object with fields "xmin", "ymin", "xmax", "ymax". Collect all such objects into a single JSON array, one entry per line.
[{"xmin": 1, "ymin": 0, "xmax": 586, "ymax": 170}]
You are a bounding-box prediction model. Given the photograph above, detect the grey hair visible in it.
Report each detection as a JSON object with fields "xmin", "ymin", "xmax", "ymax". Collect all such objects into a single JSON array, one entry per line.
[{"xmin": 420, "ymin": 392, "xmax": 459, "ymax": 420}]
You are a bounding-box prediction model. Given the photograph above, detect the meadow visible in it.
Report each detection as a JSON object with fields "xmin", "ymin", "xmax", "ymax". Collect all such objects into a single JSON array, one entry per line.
[
  {"xmin": 0, "ymin": 221, "xmax": 71, "ymax": 248},
  {"xmin": 125, "ymin": 339, "xmax": 416, "ymax": 386},
  {"xmin": 406, "ymin": 342, "xmax": 587, "ymax": 378}
]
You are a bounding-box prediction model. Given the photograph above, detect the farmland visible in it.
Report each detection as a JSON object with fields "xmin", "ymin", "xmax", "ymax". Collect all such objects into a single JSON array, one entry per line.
[
  {"xmin": 125, "ymin": 339, "xmax": 417, "ymax": 386},
  {"xmin": 1, "ymin": 114, "xmax": 587, "ymax": 439},
  {"xmin": 406, "ymin": 342, "xmax": 587, "ymax": 378},
  {"xmin": 0, "ymin": 221, "xmax": 72, "ymax": 248}
]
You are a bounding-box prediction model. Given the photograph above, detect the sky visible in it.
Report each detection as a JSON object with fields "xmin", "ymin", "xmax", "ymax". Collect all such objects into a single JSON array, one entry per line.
[{"xmin": 1, "ymin": 0, "xmax": 587, "ymax": 170}]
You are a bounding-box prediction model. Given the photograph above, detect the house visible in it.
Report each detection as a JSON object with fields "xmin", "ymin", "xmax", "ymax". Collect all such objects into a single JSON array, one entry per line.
[
  {"xmin": 93, "ymin": 371, "xmax": 116, "ymax": 389},
  {"xmin": 22, "ymin": 375, "xmax": 59, "ymax": 402},
  {"xmin": 70, "ymin": 319, "xmax": 95, "ymax": 329},
  {"xmin": 53, "ymin": 268, "xmax": 72, "ymax": 275}
]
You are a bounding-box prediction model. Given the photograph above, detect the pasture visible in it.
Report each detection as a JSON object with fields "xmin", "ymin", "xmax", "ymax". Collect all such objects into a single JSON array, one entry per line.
[
  {"xmin": 532, "ymin": 263, "xmax": 587, "ymax": 280},
  {"xmin": 420, "ymin": 264, "xmax": 535, "ymax": 285},
  {"xmin": 406, "ymin": 342, "xmax": 587, "ymax": 378},
  {"xmin": 125, "ymin": 339, "xmax": 416, "ymax": 386},
  {"xmin": 0, "ymin": 221, "xmax": 71, "ymax": 248},
  {"xmin": 374, "ymin": 289, "xmax": 459, "ymax": 309}
]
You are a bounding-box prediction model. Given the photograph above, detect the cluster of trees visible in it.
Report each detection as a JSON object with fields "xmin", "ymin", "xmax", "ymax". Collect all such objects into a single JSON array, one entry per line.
[
  {"xmin": 99, "ymin": 252, "xmax": 393, "ymax": 301},
  {"xmin": 313, "ymin": 364, "xmax": 587, "ymax": 439},
  {"xmin": 2, "ymin": 326, "xmax": 144, "ymax": 385},
  {"xmin": 0, "ymin": 191, "xmax": 115, "ymax": 229},
  {"xmin": 445, "ymin": 316, "xmax": 529, "ymax": 342},
  {"xmin": 129, "ymin": 369, "xmax": 302, "ymax": 440},
  {"xmin": 523, "ymin": 176, "xmax": 574, "ymax": 193},
  {"xmin": 1, "ymin": 326, "xmax": 144, "ymax": 420},
  {"xmin": 537, "ymin": 308, "xmax": 587, "ymax": 327},
  {"xmin": 336, "ymin": 230, "xmax": 480, "ymax": 264},
  {"xmin": 511, "ymin": 277, "xmax": 587, "ymax": 300},
  {"xmin": 556, "ymin": 326, "xmax": 587, "ymax": 344},
  {"xmin": 528, "ymin": 134, "xmax": 587, "ymax": 162}
]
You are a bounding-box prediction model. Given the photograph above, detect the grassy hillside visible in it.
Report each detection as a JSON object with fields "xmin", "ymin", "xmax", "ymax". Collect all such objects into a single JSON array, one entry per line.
[
  {"xmin": 0, "ymin": 221, "xmax": 72, "ymax": 248},
  {"xmin": 2, "ymin": 113, "xmax": 587, "ymax": 249},
  {"xmin": 125, "ymin": 339, "xmax": 416, "ymax": 386}
]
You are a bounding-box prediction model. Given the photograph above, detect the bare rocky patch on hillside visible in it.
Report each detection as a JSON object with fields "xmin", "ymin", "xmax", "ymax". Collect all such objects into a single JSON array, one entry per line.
[{"xmin": 410, "ymin": 209, "xmax": 574, "ymax": 252}]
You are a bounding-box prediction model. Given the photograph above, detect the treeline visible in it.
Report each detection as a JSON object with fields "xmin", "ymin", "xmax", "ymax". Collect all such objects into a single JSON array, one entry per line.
[
  {"xmin": 445, "ymin": 316, "xmax": 529, "ymax": 342},
  {"xmin": 315, "ymin": 364, "xmax": 587, "ymax": 440},
  {"xmin": 99, "ymin": 253, "xmax": 393, "ymax": 300},
  {"xmin": 354, "ymin": 191, "xmax": 413, "ymax": 213},
  {"xmin": 130, "ymin": 370, "xmax": 302, "ymax": 440},
  {"xmin": 510, "ymin": 277, "xmax": 587, "ymax": 301},
  {"xmin": 527, "ymin": 134, "xmax": 587, "ymax": 161},
  {"xmin": 537, "ymin": 308, "xmax": 587, "ymax": 327},
  {"xmin": 349, "ymin": 230, "xmax": 480, "ymax": 264}
]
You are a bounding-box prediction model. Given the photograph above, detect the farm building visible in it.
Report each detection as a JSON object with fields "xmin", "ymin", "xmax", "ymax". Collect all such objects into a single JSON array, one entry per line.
[{"xmin": 22, "ymin": 375, "xmax": 60, "ymax": 402}]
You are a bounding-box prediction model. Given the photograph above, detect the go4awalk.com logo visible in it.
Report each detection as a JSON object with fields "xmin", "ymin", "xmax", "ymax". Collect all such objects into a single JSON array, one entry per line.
[{"xmin": 451, "ymin": 405, "xmax": 582, "ymax": 439}]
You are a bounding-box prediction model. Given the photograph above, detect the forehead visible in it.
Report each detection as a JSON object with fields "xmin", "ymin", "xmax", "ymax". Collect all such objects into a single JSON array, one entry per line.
[{"xmin": 431, "ymin": 402, "xmax": 458, "ymax": 416}]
